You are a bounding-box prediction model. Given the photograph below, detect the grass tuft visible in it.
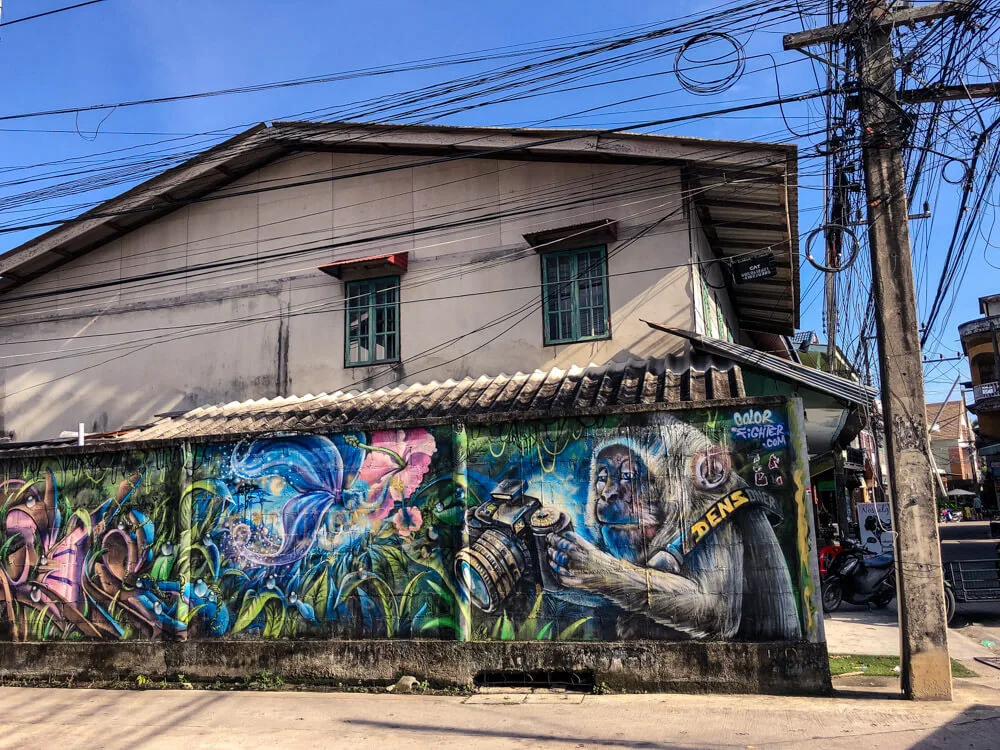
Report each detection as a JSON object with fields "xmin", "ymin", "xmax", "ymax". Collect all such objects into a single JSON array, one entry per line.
[{"xmin": 830, "ymin": 654, "xmax": 977, "ymax": 678}]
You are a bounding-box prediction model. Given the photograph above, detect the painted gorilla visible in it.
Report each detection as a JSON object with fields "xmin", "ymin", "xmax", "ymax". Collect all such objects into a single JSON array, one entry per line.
[{"xmin": 545, "ymin": 418, "xmax": 802, "ymax": 640}]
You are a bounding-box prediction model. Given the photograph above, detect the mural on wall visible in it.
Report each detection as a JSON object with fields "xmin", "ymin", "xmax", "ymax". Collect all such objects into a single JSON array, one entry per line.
[
  {"xmin": 0, "ymin": 405, "xmax": 816, "ymax": 643},
  {"xmin": 459, "ymin": 408, "xmax": 807, "ymax": 642}
]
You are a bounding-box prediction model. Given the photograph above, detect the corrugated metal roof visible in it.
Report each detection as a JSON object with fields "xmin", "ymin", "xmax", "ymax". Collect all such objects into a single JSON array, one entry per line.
[
  {"xmin": 643, "ymin": 323, "xmax": 877, "ymax": 406},
  {"xmin": 926, "ymin": 401, "xmax": 968, "ymax": 442},
  {"xmin": 113, "ymin": 356, "xmax": 746, "ymax": 443}
]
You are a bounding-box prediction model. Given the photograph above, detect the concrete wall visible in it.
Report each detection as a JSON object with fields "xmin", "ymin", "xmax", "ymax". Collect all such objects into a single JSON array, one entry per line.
[
  {"xmin": 0, "ymin": 152, "xmax": 703, "ymax": 442},
  {"xmin": 0, "ymin": 398, "xmax": 825, "ymax": 691},
  {"xmin": 0, "ymin": 640, "xmax": 832, "ymax": 695}
]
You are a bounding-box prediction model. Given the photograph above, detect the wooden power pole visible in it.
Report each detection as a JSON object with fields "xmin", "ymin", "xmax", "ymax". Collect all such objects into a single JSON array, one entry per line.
[{"xmin": 785, "ymin": 1, "xmax": 976, "ymax": 700}]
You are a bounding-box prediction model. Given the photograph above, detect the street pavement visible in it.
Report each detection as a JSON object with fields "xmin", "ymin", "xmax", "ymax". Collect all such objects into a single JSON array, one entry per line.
[
  {"xmin": 824, "ymin": 599, "xmax": 1000, "ymax": 660},
  {"xmin": 0, "ymin": 684, "xmax": 998, "ymax": 749},
  {"xmin": 826, "ymin": 519, "xmax": 1000, "ymax": 664}
]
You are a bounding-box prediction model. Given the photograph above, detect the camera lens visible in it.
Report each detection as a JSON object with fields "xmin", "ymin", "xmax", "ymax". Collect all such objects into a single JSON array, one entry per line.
[
  {"xmin": 457, "ymin": 559, "xmax": 492, "ymax": 611},
  {"xmin": 455, "ymin": 527, "xmax": 528, "ymax": 613}
]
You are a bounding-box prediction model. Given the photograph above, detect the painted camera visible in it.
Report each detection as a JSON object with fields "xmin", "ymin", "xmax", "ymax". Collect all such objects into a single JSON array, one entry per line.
[{"xmin": 454, "ymin": 478, "xmax": 571, "ymax": 613}]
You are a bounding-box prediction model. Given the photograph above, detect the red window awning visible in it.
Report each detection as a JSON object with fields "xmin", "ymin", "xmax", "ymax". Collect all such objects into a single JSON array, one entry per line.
[{"xmin": 317, "ymin": 252, "xmax": 409, "ymax": 278}]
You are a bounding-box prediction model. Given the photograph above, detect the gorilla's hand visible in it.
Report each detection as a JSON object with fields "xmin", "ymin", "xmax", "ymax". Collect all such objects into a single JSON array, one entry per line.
[{"xmin": 545, "ymin": 531, "xmax": 613, "ymax": 589}]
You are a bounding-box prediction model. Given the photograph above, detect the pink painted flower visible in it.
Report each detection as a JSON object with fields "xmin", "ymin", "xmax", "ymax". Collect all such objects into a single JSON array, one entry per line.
[
  {"xmin": 392, "ymin": 507, "xmax": 423, "ymax": 537},
  {"xmin": 358, "ymin": 429, "xmax": 436, "ymax": 519}
]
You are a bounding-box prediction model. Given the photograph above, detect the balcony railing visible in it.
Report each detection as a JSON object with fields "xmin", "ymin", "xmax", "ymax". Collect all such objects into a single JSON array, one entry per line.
[{"xmin": 973, "ymin": 381, "xmax": 1000, "ymax": 403}]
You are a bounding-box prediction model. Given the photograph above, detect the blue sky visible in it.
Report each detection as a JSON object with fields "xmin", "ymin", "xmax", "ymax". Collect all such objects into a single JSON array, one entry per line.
[{"xmin": 0, "ymin": 0, "xmax": 991, "ymax": 401}]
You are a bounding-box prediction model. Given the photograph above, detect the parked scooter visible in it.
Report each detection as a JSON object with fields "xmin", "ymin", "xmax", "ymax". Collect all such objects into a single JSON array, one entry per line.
[
  {"xmin": 821, "ymin": 538, "xmax": 896, "ymax": 613},
  {"xmin": 940, "ymin": 508, "xmax": 963, "ymax": 523}
]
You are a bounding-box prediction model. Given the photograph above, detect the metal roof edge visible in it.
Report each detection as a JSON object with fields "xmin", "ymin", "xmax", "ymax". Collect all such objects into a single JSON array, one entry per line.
[
  {"xmin": 643, "ymin": 321, "xmax": 877, "ymax": 405},
  {"xmin": 269, "ymin": 119, "xmax": 800, "ymax": 155},
  {"xmin": 0, "ymin": 125, "xmax": 275, "ymax": 277}
]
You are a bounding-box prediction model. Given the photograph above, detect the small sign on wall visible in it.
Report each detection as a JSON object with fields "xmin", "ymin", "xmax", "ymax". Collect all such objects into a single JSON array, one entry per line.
[
  {"xmin": 731, "ymin": 252, "xmax": 777, "ymax": 284},
  {"xmin": 857, "ymin": 502, "xmax": 893, "ymax": 555}
]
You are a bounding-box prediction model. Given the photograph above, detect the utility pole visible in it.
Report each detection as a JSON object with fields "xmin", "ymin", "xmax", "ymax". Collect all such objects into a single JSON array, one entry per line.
[
  {"xmin": 785, "ymin": 0, "xmax": 975, "ymax": 700},
  {"xmin": 853, "ymin": 1, "xmax": 953, "ymax": 699}
]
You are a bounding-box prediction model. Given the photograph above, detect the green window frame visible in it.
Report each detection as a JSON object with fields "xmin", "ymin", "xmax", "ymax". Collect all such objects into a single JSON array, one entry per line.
[
  {"xmin": 541, "ymin": 246, "xmax": 611, "ymax": 346},
  {"xmin": 700, "ymin": 275, "xmax": 716, "ymax": 338},
  {"xmin": 345, "ymin": 276, "xmax": 400, "ymax": 367}
]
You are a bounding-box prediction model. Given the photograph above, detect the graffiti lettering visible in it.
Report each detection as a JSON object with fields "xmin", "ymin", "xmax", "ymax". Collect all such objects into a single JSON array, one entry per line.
[
  {"xmin": 689, "ymin": 489, "xmax": 750, "ymax": 545},
  {"xmin": 733, "ymin": 409, "xmax": 774, "ymax": 426},
  {"xmin": 730, "ymin": 423, "xmax": 787, "ymax": 445}
]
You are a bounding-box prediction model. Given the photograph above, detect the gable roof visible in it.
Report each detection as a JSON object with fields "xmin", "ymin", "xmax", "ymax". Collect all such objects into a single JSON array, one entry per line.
[
  {"xmin": 926, "ymin": 401, "xmax": 967, "ymax": 441},
  {"xmin": 0, "ymin": 120, "xmax": 800, "ymax": 333}
]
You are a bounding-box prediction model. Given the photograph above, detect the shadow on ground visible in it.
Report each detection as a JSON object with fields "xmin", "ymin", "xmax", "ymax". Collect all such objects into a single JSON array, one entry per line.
[{"xmin": 345, "ymin": 719, "xmax": 695, "ymax": 750}]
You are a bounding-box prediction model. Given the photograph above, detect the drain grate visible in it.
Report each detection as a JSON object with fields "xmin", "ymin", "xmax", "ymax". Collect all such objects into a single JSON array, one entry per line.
[
  {"xmin": 474, "ymin": 669, "xmax": 594, "ymax": 692},
  {"xmin": 974, "ymin": 656, "xmax": 1000, "ymax": 670}
]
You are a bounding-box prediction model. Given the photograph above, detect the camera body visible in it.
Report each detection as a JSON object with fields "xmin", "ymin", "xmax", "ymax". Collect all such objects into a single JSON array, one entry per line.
[{"xmin": 455, "ymin": 479, "xmax": 571, "ymax": 613}]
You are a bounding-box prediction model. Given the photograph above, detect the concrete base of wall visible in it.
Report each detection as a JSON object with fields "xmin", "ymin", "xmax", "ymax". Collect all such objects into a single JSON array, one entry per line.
[{"xmin": 0, "ymin": 640, "xmax": 832, "ymax": 695}]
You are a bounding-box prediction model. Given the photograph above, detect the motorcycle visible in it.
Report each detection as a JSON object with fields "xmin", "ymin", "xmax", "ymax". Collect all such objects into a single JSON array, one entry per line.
[{"xmin": 821, "ymin": 538, "xmax": 896, "ymax": 613}]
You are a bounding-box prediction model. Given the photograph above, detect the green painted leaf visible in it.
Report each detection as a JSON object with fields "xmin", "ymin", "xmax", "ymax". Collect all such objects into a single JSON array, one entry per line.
[
  {"xmin": 263, "ymin": 606, "xmax": 286, "ymax": 638},
  {"xmin": 500, "ymin": 614, "xmax": 515, "ymax": 641},
  {"xmin": 70, "ymin": 509, "xmax": 93, "ymax": 536},
  {"xmin": 557, "ymin": 617, "xmax": 591, "ymax": 641},
  {"xmin": 379, "ymin": 547, "xmax": 410, "ymax": 587},
  {"xmin": 424, "ymin": 578, "xmax": 456, "ymax": 608},
  {"xmin": 398, "ymin": 571, "xmax": 430, "ymax": 621},
  {"xmin": 180, "ymin": 480, "xmax": 230, "ymax": 538},
  {"xmin": 365, "ymin": 576, "xmax": 398, "ymax": 637},
  {"xmin": 183, "ymin": 603, "xmax": 210, "ymax": 626},
  {"xmin": 0, "ymin": 536, "xmax": 17, "ymax": 558},
  {"xmin": 333, "ymin": 572, "xmax": 366, "ymax": 611},
  {"xmin": 305, "ymin": 573, "xmax": 329, "ymax": 614},
  {"xmin": 517, "ymin": 590, "xmax": 545, "ymax": 640},
  {"xmin": 233, "ymin": 592, "xmax": 281, "ymax": 633},
  {"xmin": 150, "ymin": 555, "xmax": 175, "ymax": 581},
  {"xmin": 419, "ymin": 617, "xmax": 459, "ymax": 634},
  {"xmin": 536, "ymin": 622, "xmax": 554, "ymax": 641}
]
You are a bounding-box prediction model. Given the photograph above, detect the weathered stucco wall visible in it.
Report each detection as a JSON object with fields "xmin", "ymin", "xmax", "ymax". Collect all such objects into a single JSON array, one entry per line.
[
  {"xmin": 0, "ymin": 153, "xmax": 700, "ymax": 442},
  {"xmin": 0, "ymin": 398, "xmax": 825, "ymax": 691}
]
